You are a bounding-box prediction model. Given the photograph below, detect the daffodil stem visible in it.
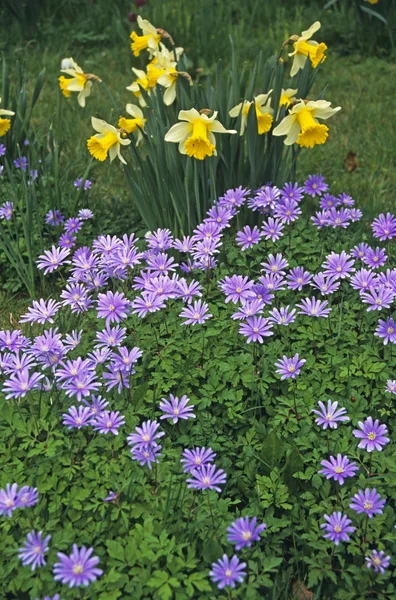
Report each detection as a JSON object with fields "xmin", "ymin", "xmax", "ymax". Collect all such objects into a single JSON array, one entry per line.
[{"xmin": 100, "ymin": 80, "xmax": 121, "ymax": 116}]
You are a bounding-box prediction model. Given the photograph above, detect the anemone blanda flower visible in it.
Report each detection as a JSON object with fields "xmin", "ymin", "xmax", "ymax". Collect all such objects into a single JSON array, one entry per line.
[
  {"xmin": 286, "ymin": 267, "xmax": 312, "ymax": 291},
  {"xmin": 209, "ymin": 555, "xmax": 246, "ymax": 590},
  {"xmin": 273, "ymin": 198, "xmax": 302, "ymax": 224},
  {"xmin": 273, "ymin": 100, "xmax": 340, "ymax": 149},
  {"xmin": 304, "ymin": 174, "xmax": 328, "ymax": 197},
  {"xmin": 20, "ymin": 299, "xmax": 61, "ymax": 325},
  {"xmin": 186, "ymin": 464, "xmax": 227, "ymax": 492},
  {"xmin": 375, "ymin": 317, "xmax": 396, "ymax": 345},
  {"xmin": 96, "ymin": 291, "xmax": 130, "ymax": 325},
  {"xmin": 371, "ymin": 213, "xmax": 396, "ymax": 241},
  {"xmin": 239, "ymin": 316, "xmax": 274, "ymax": 343},
  {"xmin": 92, "ymin": 411, "xmax": 126, "ymax": 435},
  {"xmin": 322, "ymin": 251, "xmax": 355, "ymax": 279},
  {"xmin": 261, "ymin": 217, "xmax": 284, "ymax": 242},
  {"xmin": 226, "ymin": 517, "xmax": 267, "ymax": 550},
  {"xmin": 311, "ymin": 273, "xmax": 340, "ymax": 295},
  {"xmin": 312, "ymin": 400, "xmax": 349, "ymax": 430},
  {"xmin": 261, "ymin": 253, "xmax": 289, "ymax": 275},
  {"xmin": 350, "ymin": 488, "xmax": 386, "ymax": 518},
  {"xmin": 365, "ymin": 550, "xmax": 391, "ymax": 574},
  {"xmin": 360, "ymin": 285, "xmax": 395, "ymax": 312},
  {"xmin": 236, "ymin": 225, "xmax": 262, "ymax": 250},
  {"xmin": 319, "ymin": 454, "xmax": 358, "ymax": 485},
  {"xmin": 17, "ymin": 486, "xmax": 39, "ymax": 508},
  {"xmin": 18, "ymin": 530, "xmax": 51, "ymax": 571},
  {"xmin": 2, "ymin": 369, "xmax": 44, "ymax": 399},
  {"xmin": 62, "ymin": 406, "xmax": 93, "ymax": 429},
  {"xmin": 274, "ymin": 354, "xmax": 306, "ymax": 380},
  {"xmin": 131, "ymin": 292, "xmax": 166, "ymax": 317},
  {"xmin": 321, "ymin": 512, "xmax": 356, "ymax": 545},
  {"xmin": 159, "ymin": 394, "xmax": 196, "ymax": 423},
  {"xmin": 131, "ymin": 445, "xmax": 162, "ymax": 469},
  {"xmin": 179, "ymin": 300, "xmax": 212, "ymax": 325},
  {"xmin": 352, "ymin": 417, "xmax": 390, "ymax": 452},
  {"xmin": 231, "ymin": 299, "xmax": 265, "ymax": 320},
  {"xmin": 218, "ymin": 275, "xmax": 255, "ymax": 303},
  {"xmin": 181, "ymin": 447, "xmax": 216, "ymax": 473},
  {"xmin": 36, "ymin": 246, "xmax": 70, "ymax": 274},
  {"xmin": 364, "ymin": 247, "xmax": 387, "ymax": 269},
  {"xmin": 297, "ymin": 296, "xmax": 331, "ymax": 318},
  {"xmin": 268, "ymin": 305, "xmax": 296, "ymax": 325},
  {"xmin": 127, "ymin": 419, "xmax": 164, "ymax": 449},
  {"xmin": 53, "ymin": 544, "xmax": 103, "ymax": 588},
  {"xmin": 0, "ymin": 483, "xmax": 20, "ymax": 517},
  {"xmin": 165, "ymin": 108, "xmax": 236, "ymax": 160},
  {"xmin": 386, "ymin": 380, "xmax": 396, "ymax": 395}
]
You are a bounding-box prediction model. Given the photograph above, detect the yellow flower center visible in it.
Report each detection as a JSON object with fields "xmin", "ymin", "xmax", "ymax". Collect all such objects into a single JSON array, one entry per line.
[
  {"xmin": 184, "ymin": 119, "xmax": 215, "ymax": 160},
  {"xmin": 203, "ymin": 476, "xmax": 211, "ymax": 485},
  {"xmin": 193, "ymin": 313, "xmax": 200, "ymax": 319},
  {"xmin": 387, "ymin": 327, "xmax": 394, "ymax": 334},
  {"xmin": 147, "ymin": 63, "xmax": 166, "ymax": 87},
  {"xmin": 334, "ymin": 525, "xmax": 342, "ymax": 533},
  {"xmin": 242, "ymin": 531, "xmax": 252, "ymax": 540},
  {"xmin": 253, "ymin": 327, "xmax": 259, "ymax": 333},
  {"xmin": 5, "ymin": 499, "xmax": 13, "ymax": 507},
  {"xmin": 288, "ymin": 365, "xmax": 296, "ymax": 372},
  {"xmin": 34, "ymin": 545, "xmax": 42, "ymax": 554},
  {"xmin": 58, "ymin": 76, "xmax": 72, "ymax": 98},
  {"xmin": 225, "ymin": 569, "xmax": 232, "ymax": 577},
  {"xmin": 294, "ymin": 40, "xmax": 327, "ymax": 68},
  {"xmin": 334, "ymin": 466, "xmax": 344, "ymax": 473},
  {"xmin": 106, "ymin": 420, "xmax": 112, "ymax": 428},
  {"xmin": 368, "ymin": 432, "xmax": 376, "ymax": 440},
  {"xmin": 364, "ymin": 501, "xmax": 373, "ymax": 510},
  {"xmin": 195, "ymin": 457, "xmax": 202, "ymax": 464},
  {"xmin": 130, "ymin": 32, "xmax": 161, "ymax": 57},
  {"xmin": 142, "ymin": 434, "xmax": 150, "ymax": 441},
  {"xmin": 76, "ymin": 417, "xmax": 82, "ymax": 424},
  {"xmin": 255, "ymin": 106, "xmax": 273, "ymax": 135},
  {"xmin": 373, "ymin": 557, "xmax": 381, "ymax": 565},
  {"xmin": 73, "ymin": 564, "xmax": 84, "ymax": 574},
  {"xmin": 296, "ymin": 108, "xmax": 329, "ymax": 148},
  {"xmin": 87, "ymin": 132, "xmax": 119, "ymax": 162}
]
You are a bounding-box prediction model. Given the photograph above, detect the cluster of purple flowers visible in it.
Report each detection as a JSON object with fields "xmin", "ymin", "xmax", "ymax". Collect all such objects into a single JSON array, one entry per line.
[
  {"xmin": 44, "ymin": 206, "xmax": 93, "ymax": 251},
  {"xmin": 0, "ymin": 483, "xmax": 38, "ymax": 517},
  {"xmin": 127, "ymin": 419, "xmax": 164, "ymax": 469}
]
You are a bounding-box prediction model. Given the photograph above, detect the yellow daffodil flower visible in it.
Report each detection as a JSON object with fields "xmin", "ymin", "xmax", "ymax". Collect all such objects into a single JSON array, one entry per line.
[
  {"xmin": 229, "ymin": 93, "xmax": 273, "ymax": 136},
  {"xmin": 279, "ymin": 88, "xmax": 298, "ymax": 109},
  {"xmin": 0, "ymin": 97, "xmax": 15, "ymax": 136},
  {"xmin": 289, "ymin": 22, "xmax": 327, "ymax": 77},
  {"xmin": 155, "ymin": 44, "xmax": 187, "ymax": 106},
  {"xmin": 59, "ymin": 57, "xmax": 98, "ymax": 107},
  {"xmin": 365, "ymin": 0, "xmax": 379, "ymax": 4},
  {"xmin": 118, "ymin": 104, "xmax": 146, "ymax": 145},
  {"xmin": 165, "ymin": 108, "xmax": 236, "ymax": 160},
  {"xmin": 126, "ymin": 68, "xmax": 150, "ymax": 107},
  {"xmin": 87, "ymin": 117, "xmax": 131, "ymax": 164},
  {"xmin": 130, "ymin": 16, "xmax": 161, "ymax": 57},
  {"xmin": 273, "ymin": 99, "xmax": 340, "ymax": 148}
]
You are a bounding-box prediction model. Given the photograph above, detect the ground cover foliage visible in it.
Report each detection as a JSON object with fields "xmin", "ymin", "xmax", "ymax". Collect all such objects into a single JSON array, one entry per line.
[{"xmin": 0, "ymin": 178, "xmax": 395, "ymax": 599}]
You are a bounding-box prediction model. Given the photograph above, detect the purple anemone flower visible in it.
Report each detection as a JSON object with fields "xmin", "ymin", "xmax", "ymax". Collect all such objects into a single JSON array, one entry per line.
[
  {"xmin": 181, "ymin": 447, "xmax": 216, "ymax": 473},
  {"xmin": 236, "ymin": 225, "xmax": 262, "ymax": 250},
  {"xmin": 179, "ymin": 300, "xmax": 212, "ymax": 325},
  {"xmin": 209, "ymin": 555, "xmax": 246, "ymax": 589},
  {"xmin": 364, "ymin": 247, "xmax": 387, "ymax": 269},
  {"xmin": 186, "ymin": 464, "xmax": 226, "ymax": 492},
  {"xmin": 327, "ymin": 207, "xmax": 351, "ymax": 229},
  {"xmin": 311, "ymin": 210, "xmax": 330, "ymax": 228},
  {"xmin": 371, "ymin": 213, "xmax": 396, "ymax": 241},
  {"xmin": 375, "ymin": 317, "xmax": 396, "ymax": 345},
  {"xmin": 18, "ymin": 530, "xmax": 51, "ymax": 571},
  {"xmin": 131, "ymin": 292, "xmax": 166, "ymax": 318},
  {"xmin": 360, "ymin": 285, "xmax": 395, "ymax": 311},
  {"xmin": 322, "ymin": 251, "xmax": 355, "ymax": 279},
  {"xmin": 268, "ymin": 305, "xmax": 296, "ymax": 325},
  {"xmin": 261, "ymin": 253, "xmax": 288, "ymax": 276},
  {"xmin": 385, "ymin": 380, "xmax": 396, "ymax": 394},
  {"xmin": 286, "ymin": 267, "xmax": 312, "ymax": 291},
  {"xmin": 350, "ymin": 269, "xmax": 376, "ymax": 292},
  {"xmin": 62, "ymin": 406, "xmax": 93, "ymax": 429},
  {"xmin": 127, "ymin": 420, "xmax": 164, "ymax": 449},
  {"xmin": 20, "ymin": 299, "xmax": 61, "ymax": 325},
  {"xmin": 304, "ymin": 174, "xmax": 328, "ymax": 197},
  {"xmin": 312, "ymin": 400, "xmax": 349, "ymax": 430},
  {"xmin": 45, "ymin": 209, "xmax": 64, "ymax": 226},
  {"xmin": 159, "ymin": 394, "xmax": 195, "ymax": 423},
  {"xmin": 319, "ymin": 454, "xmax": 358, "ymax": 485},
  {"xmin": 311, "ymin": 273, "xmax": 340, "ymax": 295},
  {"xmin": 2, "ymin": 369, "xmax": 43, "ymax": 399},
  {"xmin": 297, "ymin": 297, "xmax": 331, "ymax": 318},
  {"xmin": 131, "ymin": 445, "xmax": 162, "ymax": 469},
  {"xmin": 273, "ymin": 198, "xmax": 301, "ymax": 224},
  {"xmin": 261, "ymin": 217, "xmax": 284, "ymax": 242},
  {"xmin": 218, "ymin": 275, "xmax": 255, "ymax": 304},
  {"xmin": 0, "ymin": 483, "xmax": 20, "ymax": 517},
  {"xmin": 319, "ymin": 194, "xmax": 339, "ymax": 210},
  {"xmin": 351, "ymin": 243, "xmax": 370, "ymax": 260},
  {"xmin": 36, "ymin": 246, "xmax": 70, "ymax": 274},
  {"xmin": 53, "ymin": 544, "xmax": 103, "ymax": 588},
  {"xmin": 231, "ymin": 299, "xmax": 264, "ymax": 320},
  {"xmin": 0, "ymin": 201, "xmax": 14, "ymax": 220},
  {"xmin": 104, "ymin": 491, "xmax": 119, "ymax": 503},
  {"xmin": 17, "ymin": 486, "xmax": 39, "ymax": 508},
  {"xmin": 92, "ymin": 411, "xmax": 126, "ymax": 435},
  {"xmin": 226, "ymin": 517, "xmax": 267, "ymax": 550},
  {"xmin": 74, "ymin": 178, "xmax": 92, "ymax": 190},
  {"xmin": 281, "ymin": 182, "xmax": 304, "ymax": 202},
  {"xmin": 96, "ymin": 291, "xmax": 130, "ymax": 325},
  {"xmin": 350, "ymin": 488, "xmax": 386, "ymax": 518},
  {"xmin": 274, "ymin": 354, "xmax": 306, "ymax": 380},
  {"xmin": 352, "ymin": 417, "xmax": 390, "ymax": 452},
  {"xmin": 239, "ymin": 316, "xmax": 273, "ymax": 343},
  {"xmin": 321, "ymin": 512, "xmax": 356, "ymax": 545},
  {"xmin": 366, "ymin": 549, "xmax": 391, "ymax": 574}
]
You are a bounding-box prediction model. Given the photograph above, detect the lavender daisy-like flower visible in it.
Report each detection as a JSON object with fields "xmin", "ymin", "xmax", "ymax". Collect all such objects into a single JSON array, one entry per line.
[
  {"xmin": 53, "ymin": 544, "xmax": 103, "ymax": 588},
  {"xmin": 322, "ymin": 251, "xmax": 355, "ymax": 279},
  {"xmin": 45, "ymin": 209, "xmax": 64, "ymax": 226},
  {"xmin": 304, "ymin": 174, "xmax": 328, "ymax": 197},
  {"xmin": 311, "ymin": 273, "xmax": 340, "ymax": 295},
  {"xmin": 59, "ymin": 232, "xmax": 77, "ymax": 249},
  {"xmin": 371, "ymin": 213, "xmax": 396, "ymax": 241},
  {"xmin": 352, "ymin": 417, "xmax": 390, "ymax": 452},
  {"xmin": 338, "ymin": 192, "xmax": 354, "ymax": 207},
  {"xmin": 37, "ymin": 246, "xmax": 70, "ymax": 274},
  {"xmin": 131, "ymin": 292, "xmax": 166, "ymax": 318},
  {"xmin": 104, "ymin": 491, "xmax": 119, "ymax": 503},
  {"xmin": 385, "ymin": 380, "xmax": 396, "ymax": 394},
  {"xmin": 375, "ymin": 317, "xmax": 396, "ymax": 345},
  {"xmin": 179, "ymin": 300, "xmax": 212, "ymax": 325},
  {"xmin": 261, "ymin": 253, "xmax": 288, "ymax": 276},
  {"xmin": 74, "ymin": 178, "xmax": 92, "ymax": 190},
  {"xmin": 312, "ymin": 400, "xmax": 349, "ymax": 430},
  {"xmin": 0, "ymin": 201, "xmax": 14, "ymax": 220},
  {"xmin": 97, "ymin": 291, "xmax": 130, "ymax": 325},
  {"xmin": 239, "ymin": 316, "xmax": 273, "ymax": 343},
  {"xmin": 297, "ymin": 297, "xmax": 331, "ymax": 318},
  {"xmin": 159, "ymin": 394, "xmax": 196, "ymax": 423},
  {"xmin": 351, "ymin": 242, "xmax": 370, "ymax": 260},
  {"xmin": 281, "ymin": 182, "xmax": 304, "ymax": 202},
  {"xmin": 131, "ymin": 445, "xmax": 162, "ymax": 469},
  {"xmin": 18, "ymin": 531, "xmax": 51, "ymax": 571},
  {"xmin": 181, "ymin": 447, "xmax": 216, "ymax": 473},
  {"xmin": 219, "ymin": 186, "xmax": 249, "ymax": 208},
  {"xmin": 311, "ymin": 210, "xmax": 330, "ymax": 228},
  {"xmin": 268, "ymin": 305, "xmax": 296, "ymax": 325},
  {"xmin": 226, "ymin": 517, "xmax": 267, "ymax": 550},
  {"xmin": 78, "ymin": 208, "xmax": 93, "ymax": 219},
  {"xmin": 273, "ymin": 198, "xmax": 301, "ymax": 224},
  {"xmin": 286, "ymin": 267, "xmax": 312, "ymax": 291},
  {"xmin": 236, "ymin": 226, "xmax": 262, "ymax": 250},
  {"xmin": 366, "ymin": 549, "xmax": 391, "ymax": 574},
  {"xmin": 231, "ymin": 299, "xmax": 264, "ymax": 320},
  {"xmin": 319, "ymin": 454, "xmax": 358, "ymax": 485},
  {"xmin": 0, "ymin": 483, "xmax": 20, "ymax": 517},
  {"xmin": 350, "ymin": 488, "xmax": 386, "ymax": 518},
  {"xmin": 261, "ymin": 217, "xmax": 284, "ymax": 242},
  {"xmin": 209, "ymin": 555, "xmax": 246, "ymax": 589},
  {"xmin": 64, "ymin": 217, "xmax": 81, "ymax": 234},
  {"xmin": 319, "ymin": 194, "xmax": 340, "ymax": 210},
  {"xmin": 218, "ymin": 275, "xmax": 255, "ymax": 304},
  {"xmin": 348, "ymin": 208, "xmax": 362, "ymax": 222},
  {"xmin": 186, "ymin": 464, "xmax": 227, "ymax": 492},
  {"xmin": 92, "ymin": 411, "xmax": 126, "ymax": 435},
  {"xmin": 321, "ymin": 512, "xmax": 356, "ymax": 545},
  {"xmin": 16, "ymin": 485, "xmax": 39, "ymax": 508},
  {"xmin": 327, "ymin": 207, "xmax": 351, "ymax": 229},
  {"xmin": 127, "ymin": 419, "xmax": 164, "ymax": 449},
  {"xmin": 360, "ymin": 285, "xmax": 395, "ymax": 312},
  {"xmin": 62, "ymin": 406, "xmax": 93, "ymax": 430},
  {"xmin": 14, "ymin": 156, "xmax": 27, "ymax": 171},
  {"xmin": 3, "ymin": 369, "xmax": 43, "ymax": 399},
  {"xmin": 350, "ymin": 269, "xmax": 376, "ymax": 292},
  {"xmin": 274, "ymin": 354, "xmax": 306, "ymax": 380},
  {"xmin": 20, "ymin": 299, "xmax": 61, "ymax": 325},
  {"xmin": 0, "ymin": 143, "xmax": 5, "ymax": 156},
  {"xmin": 364, "ymin": 247, "xmax": 387, "ymax": 269}
]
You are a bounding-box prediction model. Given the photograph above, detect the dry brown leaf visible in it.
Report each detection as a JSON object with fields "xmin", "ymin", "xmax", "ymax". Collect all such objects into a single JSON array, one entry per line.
[
  {"xmin": 292, "ymin": 580, "xmax": 314, "ymax": 600},
  {"xmin": 344, "ymin": 151, "xmax": 359, "ymax": 172}
]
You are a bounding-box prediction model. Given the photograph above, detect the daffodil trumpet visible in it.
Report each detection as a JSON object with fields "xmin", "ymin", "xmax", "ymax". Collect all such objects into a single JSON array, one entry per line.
[{"xmin": 0, "ymin": 97, "xmax": 15, "ymax": 137}]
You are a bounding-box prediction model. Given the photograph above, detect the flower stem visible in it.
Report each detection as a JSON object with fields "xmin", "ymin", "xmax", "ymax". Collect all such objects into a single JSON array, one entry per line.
[{"xmin": 206, "ymin": 492, "xmax": 215, "ymax": 529}]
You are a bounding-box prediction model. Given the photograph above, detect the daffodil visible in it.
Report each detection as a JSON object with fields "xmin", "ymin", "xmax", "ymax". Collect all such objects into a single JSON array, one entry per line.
[
  {"xmin": 273, "ymin": 99, "xmax": 341, "ymax": 148},
  {"xmin": 279, "ymin": 88, "xmax": 298, "ymax": 109},
  {"xmin": 0, "ymin": 98, "xmax": 15, "ymax": 137},
  {"xmin": 364, "ymin": 0, "xmax": 379, "ymax": 4},
  {"xmin": 156, "ymin": 45, "xmax": 187, "ymax": 105},
  {"xmin": 59, "ymin": 57, "xmax": 99, "ymax": 107},
  {"xmin": 289, "ymin": 22, "xmax": 327, "ymax": 77},
  {"xmin": 126, "ymin": 68, "xmax": 152, "ymax": 107},
  {"xmin": 229, "ymin": 93, "xmax": 273, "ymax": 136},
  {"xmin": 130, "ymin": 16, "xmax": 161, "ymax": 57},
  {"xmin": 118, "ymin": 104, "xmax": 146, "ymax": 145},
  {"xmin": 87, "ymin": 117, "xmax": 131, "ymax": 164},
  {"xmin": 165, "ymin": 108, "xmax": 236, "ymax": 160}
]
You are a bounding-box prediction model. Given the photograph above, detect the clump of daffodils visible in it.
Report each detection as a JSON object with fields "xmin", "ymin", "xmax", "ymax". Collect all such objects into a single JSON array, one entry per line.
[
  {"xmin": 0, "ymin": 98, "xmax": 15, "ymax": 136},
  {"xmin": 59, "ymin": 58, "xmax": 100, "ymax": 107},
  {"xmin": 165, "ymin": 109, "xmax": 236, "ymax": 160}
]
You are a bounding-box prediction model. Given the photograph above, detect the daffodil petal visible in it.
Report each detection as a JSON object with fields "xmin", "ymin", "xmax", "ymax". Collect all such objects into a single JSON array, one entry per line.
[{"xmin": 165, "ymin": 121, "xmax": 191, "ymax": 142}]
